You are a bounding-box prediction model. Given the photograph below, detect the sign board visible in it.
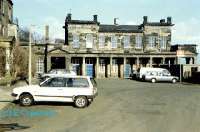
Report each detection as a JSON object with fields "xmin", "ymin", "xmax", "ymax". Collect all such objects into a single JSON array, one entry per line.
[{"xmin": 176, "ymin": 50, "xmax": 185, "ymax": 57}]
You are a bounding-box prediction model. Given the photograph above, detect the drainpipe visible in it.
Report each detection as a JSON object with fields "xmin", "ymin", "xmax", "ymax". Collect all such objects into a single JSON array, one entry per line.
[{"xmin": 44, "ymin": 25, "xmax": 49, "ymax": 73}]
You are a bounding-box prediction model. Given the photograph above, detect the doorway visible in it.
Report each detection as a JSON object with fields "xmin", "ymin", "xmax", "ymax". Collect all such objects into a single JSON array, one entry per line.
[{"xmin": 51, "ymin": 57, "xmax": 66, "ymax": 69}]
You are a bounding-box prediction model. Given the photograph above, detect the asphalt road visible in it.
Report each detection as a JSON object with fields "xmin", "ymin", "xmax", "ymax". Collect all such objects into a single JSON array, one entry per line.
[{"xmin": 1, "ymin": 79, "xmax": 200, "ymax": 132}]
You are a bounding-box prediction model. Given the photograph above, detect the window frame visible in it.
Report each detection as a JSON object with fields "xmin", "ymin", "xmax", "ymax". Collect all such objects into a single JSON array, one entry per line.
[
  {"xmin": 86, "ymin": 34, "xmax": 93, "ymax": 49},
  {"xmin": 111, "ymin": 35, "xmax": 118, "ymax": 48},
  {"xmin": 135, "ymin": 35, "xmax": 142, "ymax": 49},
  {"xmin": 124, "ymin": 36, "xmax": 130, "ymax": 49},
  {"xmin": 72, "ymin": 34, "xmax": 80, "ymax": 48},
  {"xmin": 99, "ymin": 34, "xmax": 105, "ymax": 48},
  {"xmin": 148, "ymin": 36, "xmax": 156, "ymax": 48},
  {"xmin": 160, "ymin": 36, "xmax": 167, "ymax": 49}
]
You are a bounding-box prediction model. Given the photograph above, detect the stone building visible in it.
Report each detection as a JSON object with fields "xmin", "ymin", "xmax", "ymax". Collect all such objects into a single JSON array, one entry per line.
[
  {"xmin": 34, "ymin": 14, "xmax": 189, "ymax": 78},
  {"xmin": 0, "ymin": 0, "xmax": 17, "ymax": 76}
]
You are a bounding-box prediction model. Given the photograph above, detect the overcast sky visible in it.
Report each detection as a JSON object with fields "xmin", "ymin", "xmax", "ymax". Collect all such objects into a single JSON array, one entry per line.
[{"xmin": 13, "ymin": 0, "xmax": 200, "ymax": 47}]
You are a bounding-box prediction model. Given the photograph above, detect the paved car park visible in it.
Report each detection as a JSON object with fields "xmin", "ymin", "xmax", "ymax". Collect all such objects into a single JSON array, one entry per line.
[{"xmin": 1, "ymin": 79, "xmax": 200, "ymax": 132}]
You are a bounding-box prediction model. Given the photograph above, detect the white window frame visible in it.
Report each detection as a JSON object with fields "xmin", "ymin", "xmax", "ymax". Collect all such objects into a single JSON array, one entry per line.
[
  {"xmin": 124, "ymin": 36, "xmax": 130, "ymax": 49},
  {"xmin": 86, "ymin": 34, "xmax": 93, "ymax": 48},
  {"xmin": 160, "ymin": 36, "xmax": 167, "ymax": 49},
  {"xmin": 37, "ymin": 58, "xmax": 44, "ymax": 74},
  {"xmin": 111, "ymin": 35, "xmax": 117, "ymax": 48},
  {"xmin": 149, "ymin": 36, "xmax": 156, "ymax": 48},
  {"xmin": 72, "ymin": 34, "xmax": 79, "ymax": 48},
  {"xmin": 99, "ymin": 34, "xmax": 105, "ymax": 48},
  {"xmin": 135, "ymin": 35, "xmax": 142, "ymax": 49}
]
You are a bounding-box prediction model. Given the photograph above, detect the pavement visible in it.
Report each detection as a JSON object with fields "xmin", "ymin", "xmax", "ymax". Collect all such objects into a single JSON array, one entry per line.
[
  {"xmin": 0, "ymin": 79, "xmax": 200, "ymax": 132},
  {"xmin": 0, "ymin": 81, "xmax": 28, "ymax": 110},
  {"xmin": 0, "ymin": 86, "xmax": 12, "ymax": 110}
]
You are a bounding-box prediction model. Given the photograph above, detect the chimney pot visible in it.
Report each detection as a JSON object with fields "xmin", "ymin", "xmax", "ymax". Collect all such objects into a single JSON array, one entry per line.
[
  {"xmin": 93, "ymin": 15, "xmax": 98, "ymax": 22},
  {"xmin": 167, "ymin": 17, "xmax": 172, "ymax": 24},
  {"xmin": 143, "ymin": 16, "xmax": 148, "ymax": 24}
]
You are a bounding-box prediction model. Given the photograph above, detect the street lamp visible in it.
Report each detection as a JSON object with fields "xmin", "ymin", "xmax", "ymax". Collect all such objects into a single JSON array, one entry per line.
[{"xmin": 28, "ymin": 26, "xmax": 33, "ymax": 85}]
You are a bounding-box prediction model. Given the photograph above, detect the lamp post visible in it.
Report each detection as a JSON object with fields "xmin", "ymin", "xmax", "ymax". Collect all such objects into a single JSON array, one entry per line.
[
  {"xmin": 176, "ymin": 50, "xmax": 184, "ymax": 83},
  {"xmin": 28, "ymin": 26, "xmax": 32, "ymax": 85}
]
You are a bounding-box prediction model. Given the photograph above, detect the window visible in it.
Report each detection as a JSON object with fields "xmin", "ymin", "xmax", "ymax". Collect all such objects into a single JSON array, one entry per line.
[
  {"xmin": 99, "ymin": 35, "xmax": 105, "ymax": 48},
  {"xmin": 111, "ymin": 35, "xmax": 117, "ymax": 48},
  {"xmin": 148, "ymin": 36, "xmax": 156, "ymax": 48},
  {"xmin": 160, "ymin": 36, "xmax": 167, "ymax": 49},
  {"xmin": 135, "ymin": 35, "xmax": 142, "ymax": 48},
  {"xmin": 124, "ymin": 36, "xmax": 130, "ymax": 48},
  {"xmin": 86, "ymin": 34, "xmax": 93, "ymax": 48},
  {"xmin": 112, "ymin": 59, "xmax": 118, "ymax": 73},
  {"xmin": 41, "ymin": 78, "xmax": 65, "ymax": 87},
  {"xmin": 73, "ymin": 34, "xmax": 79, "ymax": 48},
  {"xmin": 99, "ymin": 59, "xmax": 105, "ymax": 73},
  {"xmin": 66, "ymin": 78, "xmax": 89, "ymax": 88},
  {"xmin": 37, "ymin": 58, "xmax": 44, "ymax": 73},
  {"xmin": 2, "ymin": 0, "xmax": 4, "ymax": 14}
]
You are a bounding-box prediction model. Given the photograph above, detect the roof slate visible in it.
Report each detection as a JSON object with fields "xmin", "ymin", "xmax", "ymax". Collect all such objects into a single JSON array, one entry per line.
[{"xmin": 99, "ymin": 25, "xmax": 143, "ymax": 33}]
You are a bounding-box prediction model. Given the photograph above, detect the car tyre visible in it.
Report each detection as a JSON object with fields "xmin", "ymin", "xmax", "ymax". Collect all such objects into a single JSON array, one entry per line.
[
  {"xmin": 172, "ymin": 78, "xmax": 177, "ymax": 83},
  {"xmin": 74, "ymin": 96, "xmax": 88, "ymax": 108},
  {"xmin": 151, "ymin": 78, "xmax": 156, "ymax": 83},
  {"xmin": 19, "ymin": 94, "xmax": 34, "ymax": 106}
]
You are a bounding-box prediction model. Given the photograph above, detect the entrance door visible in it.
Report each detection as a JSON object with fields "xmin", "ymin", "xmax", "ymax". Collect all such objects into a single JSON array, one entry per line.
[{"xmin": 51, "ymin": 57, "xmax": 66, "ymax": 69}]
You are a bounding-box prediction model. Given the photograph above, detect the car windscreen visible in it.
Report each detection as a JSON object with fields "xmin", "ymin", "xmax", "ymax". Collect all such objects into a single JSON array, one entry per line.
[{"xmin": 90, "ymin": 78, "xmax": 97, "ymax": 87}]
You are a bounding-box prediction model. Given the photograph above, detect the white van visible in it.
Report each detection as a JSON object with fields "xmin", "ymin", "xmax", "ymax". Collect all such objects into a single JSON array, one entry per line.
[{"xmin": 138, "ymin": 67, "xmax": 179, "ymax": 83}]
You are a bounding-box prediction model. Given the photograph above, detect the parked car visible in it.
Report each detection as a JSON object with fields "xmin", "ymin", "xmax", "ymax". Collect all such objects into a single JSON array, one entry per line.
[
  {"xmin": 129, "ymin": 70, "xmax": 138, "ymax": 80},
  {"xmin": 39, "ymin": 69, "xmax": 76, "ymax": 80},
  {"xmin": 11, "ymin": 76, "xmax": 98, "ymax": 108},
  {"xmin": 137, "ymin": 67, "xmax": 179, "ymax": 83}
]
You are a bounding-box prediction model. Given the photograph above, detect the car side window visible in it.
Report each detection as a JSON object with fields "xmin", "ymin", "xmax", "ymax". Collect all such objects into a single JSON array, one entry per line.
[
  {"xmin": 41, "ymin": 78, "xmax": 66, "ymax": 87},
  {"xmin": 66, "ymin": 78, "xmax": 89, "ymax": 88}
]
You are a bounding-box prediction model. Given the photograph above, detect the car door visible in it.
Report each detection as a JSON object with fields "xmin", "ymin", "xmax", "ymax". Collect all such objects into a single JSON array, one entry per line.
[
  {"xmin": 34, "ymin": 77, "xmax": 66, "ymax": 102},
  {"xmin": 60, "ymin": 77, "xmax": 91, "ymax": 102}
]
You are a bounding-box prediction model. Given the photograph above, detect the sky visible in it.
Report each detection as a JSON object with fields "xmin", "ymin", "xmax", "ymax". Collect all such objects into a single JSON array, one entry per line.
[{"xmin": 13, "ymin": 0, "xmax": 200, "ymax": 56}]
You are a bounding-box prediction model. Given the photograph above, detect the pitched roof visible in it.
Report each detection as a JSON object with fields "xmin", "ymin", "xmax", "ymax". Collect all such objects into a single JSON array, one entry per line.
[
  {"xmin": 99, "ymin": 25, "xmax": 143, "ymax": 33},
  {"xmin": 67, "ymin": 20, "xmax": 99, "ymax": 25},
  {"xmin": 144, "ymin": 22, "xmax": 174, "ymax": 26}
]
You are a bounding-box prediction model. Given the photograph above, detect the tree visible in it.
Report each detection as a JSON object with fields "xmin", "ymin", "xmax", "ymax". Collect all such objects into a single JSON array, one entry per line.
[{"xmin": 0, "ymin": 48, "xmax": 5, "ymax": 77}]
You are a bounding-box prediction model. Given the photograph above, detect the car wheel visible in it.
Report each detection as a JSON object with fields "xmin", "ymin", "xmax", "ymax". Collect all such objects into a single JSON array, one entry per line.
[
  {"xmin": 74, "ymin": 96, "xmax": 88, "ymax": 108},
  {"xmin": 172, "ymin": 78, "xmax": 177, "ymax": 83},
  {"xmin": 151, "ymin": 78, "xmax": 156, "ymax": 83},
  {"xmin": 19, "ymin": 94, "xmax": 34, "ymax": 106}
]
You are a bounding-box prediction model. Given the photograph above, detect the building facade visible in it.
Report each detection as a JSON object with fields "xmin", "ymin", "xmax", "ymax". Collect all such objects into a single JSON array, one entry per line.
[
  {"xmin": 0, "ymin": 0, "xmax": 17, "ymax": 77},
  {"xmin": 34, "ymin": 14, "xmax": 197, "ymax": 78}
]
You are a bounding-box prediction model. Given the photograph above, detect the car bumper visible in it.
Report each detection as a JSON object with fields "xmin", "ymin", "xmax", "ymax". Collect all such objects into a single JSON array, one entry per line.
[{"xmin": 11, "ymin": 93, "xmax": 19, "ymax": 100}]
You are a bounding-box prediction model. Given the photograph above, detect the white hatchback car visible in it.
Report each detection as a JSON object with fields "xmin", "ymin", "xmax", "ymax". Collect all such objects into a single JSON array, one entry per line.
[{"xmin": 12, "ymin": 76, "xmax": 98, "ymax": 108}]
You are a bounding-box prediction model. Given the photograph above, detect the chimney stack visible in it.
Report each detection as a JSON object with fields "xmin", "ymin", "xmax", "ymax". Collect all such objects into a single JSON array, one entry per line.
[
  {"xmin": 114, "ymin": 18, "xmax": 119, "ymax": 25},
  {"xmin": 160, "ymin": 19, "xmax": 165, "ymax": 23},
  {"xmin": 167, "ymin": 17, "xmax": 172, "ymax": 24},
  {"xmin": 93, "ymin": 15, "xmax": 98, "ymax": 23},
  {"xmin": 67, "ymin": 13, "xmax": 72, "ymax": 21},
  {"xmin": 143, "ymin": 16, "xmax": 148, "ymax": 24}
]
